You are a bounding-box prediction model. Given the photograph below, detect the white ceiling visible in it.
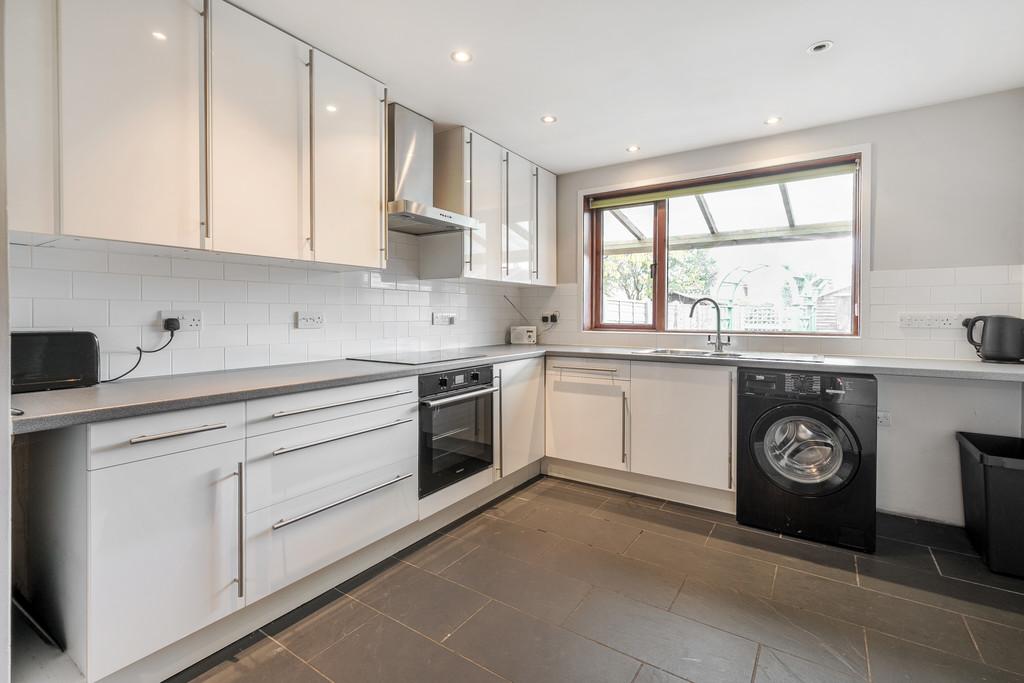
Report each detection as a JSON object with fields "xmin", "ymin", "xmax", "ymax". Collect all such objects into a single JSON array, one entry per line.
[{"xmin": 235, "ymin": 0, "xmax": 1024, "ymax": 174}]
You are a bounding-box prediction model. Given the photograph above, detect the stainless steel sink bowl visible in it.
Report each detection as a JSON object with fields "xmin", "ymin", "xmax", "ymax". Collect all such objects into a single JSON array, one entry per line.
[{"xmin": 631, "ymin": 348, "xmax": 824, "ymax": 363}]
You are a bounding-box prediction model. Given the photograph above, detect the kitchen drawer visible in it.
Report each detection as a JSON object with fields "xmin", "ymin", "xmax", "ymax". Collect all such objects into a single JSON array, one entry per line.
[
  {"xmin": 88, "ymin": 402, "xmax": 245, "ymax": 470},
  {"xmin": 245, "ymin": 403, "xmax": 417, "ymax": 512},
  {"xmin": 546, "ymin": 356, "xmax": 630, "ymax": 380},
  {"xmin": 245, "ymin": 457, "xmax": 417, "ymax": 603},
  {"xmin": 246, "ymin": 377, "xmax": 417, "ymax": 436}
]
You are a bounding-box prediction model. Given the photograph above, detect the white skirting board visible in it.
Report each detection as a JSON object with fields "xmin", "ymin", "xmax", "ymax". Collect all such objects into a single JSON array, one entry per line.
[
  {"xmin": 67, "ymin": 463, "xmax": 541, "ymax": 683},
  {"xmin": 543, "ymin": 457, "xmax": 737, "ymax": 514}
]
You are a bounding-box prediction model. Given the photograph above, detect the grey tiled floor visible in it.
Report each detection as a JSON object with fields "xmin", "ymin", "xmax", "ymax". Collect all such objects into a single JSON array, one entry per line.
[{"xmin": 168, "ymin": 476, "xmax": 1024, "ymax": 682}]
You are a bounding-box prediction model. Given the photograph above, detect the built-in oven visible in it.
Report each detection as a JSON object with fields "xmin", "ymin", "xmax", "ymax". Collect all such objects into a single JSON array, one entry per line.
[{"xmin": 418, "ymin": 365, "xmax": 496, "ymax": 498}]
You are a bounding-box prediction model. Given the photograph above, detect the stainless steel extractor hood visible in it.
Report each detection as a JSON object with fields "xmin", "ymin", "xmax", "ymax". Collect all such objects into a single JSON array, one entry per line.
[{"xmin": 387, "ymin": 104, "xmax": 476, "ymax": 235}]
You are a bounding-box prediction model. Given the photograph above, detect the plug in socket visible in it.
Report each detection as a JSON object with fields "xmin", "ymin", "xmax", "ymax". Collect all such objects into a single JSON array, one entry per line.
[{"xmin": 160, "ymin": 310, "xmax": 203, "ymax": 331}]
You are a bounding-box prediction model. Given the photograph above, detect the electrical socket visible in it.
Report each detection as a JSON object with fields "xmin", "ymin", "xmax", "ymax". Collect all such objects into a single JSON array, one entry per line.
[
  {"xmin": 876, "ymin": 410, "xmax": 892, "ymax": 427},
  {"xmin": 898, "ymin": 311, "xmax": 963, "ymax": 329},
  {"xmin": 432, "ymin": 312, "xmax": 456, "ymax": 326},
  {"xmin": 296, "ymin": 311, "xmax": 324, "ymax": 329},
  {"xmin": 160, "ymin": 309, "xmax": 203, "ymax": 331}
]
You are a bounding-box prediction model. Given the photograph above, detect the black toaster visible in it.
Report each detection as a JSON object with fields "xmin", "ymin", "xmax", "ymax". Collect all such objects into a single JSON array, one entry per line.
[{"xmin": 12, "ymin": 331, "xmax": 100, "ymax": 393}]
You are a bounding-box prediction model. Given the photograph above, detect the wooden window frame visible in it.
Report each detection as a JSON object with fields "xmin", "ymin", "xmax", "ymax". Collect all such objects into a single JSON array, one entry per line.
[{"xmin": 587, "ymin": 153, "xmax": 862, "ymax": 336}]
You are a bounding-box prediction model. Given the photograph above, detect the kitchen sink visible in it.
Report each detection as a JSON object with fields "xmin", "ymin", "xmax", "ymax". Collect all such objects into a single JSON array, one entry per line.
[
  {"xmin": 632, "ymin": 348, "xmax": 743, "ymax": 358},
  {"xmin": 632, "ymin": 348, "xmax": 825, "ymax": 363}
]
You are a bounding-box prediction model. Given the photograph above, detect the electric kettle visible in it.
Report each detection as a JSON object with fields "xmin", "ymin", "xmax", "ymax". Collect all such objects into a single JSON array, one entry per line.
[{"xmin": 963, "ymin": 315, "xmax": 1024, "ymax": 363}]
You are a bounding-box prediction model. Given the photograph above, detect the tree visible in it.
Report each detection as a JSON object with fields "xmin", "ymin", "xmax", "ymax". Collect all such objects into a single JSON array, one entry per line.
[{"xmin": 602, "ymin": 249, "xmax": 718, "ymax": 302}]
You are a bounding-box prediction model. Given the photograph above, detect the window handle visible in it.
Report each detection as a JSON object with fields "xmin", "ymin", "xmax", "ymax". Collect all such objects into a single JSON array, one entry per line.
[{"xmin": 649, "ymin": 262, "xmax": 656, "ymax": 279}]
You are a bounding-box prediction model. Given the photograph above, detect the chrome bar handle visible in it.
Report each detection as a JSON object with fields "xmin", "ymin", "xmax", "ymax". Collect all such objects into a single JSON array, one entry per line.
[
  {"xmin": 465, "ymin": 133, "xmax": 474, "ymax": 271},
  {"xmin": 532, "ymin": 168, "xmax": 539, "ymax": 278},
  {"xmin": 380, "ymin": 87, "xmax": 389, "ymax": 267},
  {"xmin": 621, "ymin": 390, "xmax": 627, "ymax": 464},
  {"xmin": 308, "ymin": 49, "xmax": 316, "ymax": 255},
  {"xmin": 201, "ymin": 0, "xmax": 213, "ymax": 240},
  {"xmin": 420, "ymin": 385, "xmax": 499, "ymax": 409},
  {"xmin": 496, "ymin": 369, "xmax": 503, "ymax": 478},
  {"xmin": 271, "ymin": 389, "xmax": 413, "ymax": 418},
  {"xmin": 272, "ymin": 473, "xmax": 413, "ymax": 530},
  {"xmin": 728, "ymin": 372, "xmax": 734, "ymax": 490},
  {"xmin": 235, "ymin": 461, "xmax": 244, "ymax": 598},
  {"xmin": 550, "ymin": 365, "xmax": 617, "ymax": 374},
  {"xmin": 129, "ymin": 423, "xmax": 227, "ymax": 445},
  {"xmin": 271, "ymin": 418, "xmax": 412, "ymax": 457}
]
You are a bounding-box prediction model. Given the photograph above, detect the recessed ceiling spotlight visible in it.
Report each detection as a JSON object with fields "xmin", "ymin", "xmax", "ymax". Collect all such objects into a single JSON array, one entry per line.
[
  {"xmin": 450, "ymin": 50, "xmax": 473, "ymax": 64},
  {"xmin": 152, "ymin": 31, "xmax": 167, "ymax": 41},
  {"xmin": 806, "ymin": 40, "xmax": 833, "ymax": 54},
  {"xmin": 540, "ymin": 115, "xmax": 558, "ymax": 124},
  {"xmin": 325, "ymin": 104, "xmax": 338, "ymax": 113},
  {"xmin": 626, "ymin": 144, "xmax": 640, "ymax": 153},
  {"xmin": 764, "ymin": 116, "xmax": 782, "ymax": 125}
]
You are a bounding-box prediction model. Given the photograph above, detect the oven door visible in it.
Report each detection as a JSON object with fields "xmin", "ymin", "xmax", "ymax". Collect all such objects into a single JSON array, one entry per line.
[{"xmin": 419, "ymin": 385, "xmax": 497, "ymax": 498}]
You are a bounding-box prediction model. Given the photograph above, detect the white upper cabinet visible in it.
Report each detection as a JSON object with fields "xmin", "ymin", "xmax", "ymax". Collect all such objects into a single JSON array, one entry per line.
[
  {"xmin": 311, "ymin": 49, "xmax": 387, "ymax": 268},
  {"xmin": 504, "ymin": 151, "xmax": 533, "ymax": 283},
  {"xmin": 209, "ymin": 0, "xmax": 310, "ymax": 260},
  {"xmin": 5, "ymin": 0, "xmax": 57, "ymax": 236},
  {"xmin": 464, "ymin": 131, "xmax": 505, "ymax": 280},
  {"xmin": 59, "ymin": 0, "xmax": 203, "ymax": 247},
  {"xmin": 433, "ymin": 126, "xmax": 556, "ymax": 284},
  {"xmin": 534, "ymin": 166, "xmax": 557, "ymax": 286},
  {"xmin": 630, "ymin": 362, "xmax": 735, "ymax": 490}
]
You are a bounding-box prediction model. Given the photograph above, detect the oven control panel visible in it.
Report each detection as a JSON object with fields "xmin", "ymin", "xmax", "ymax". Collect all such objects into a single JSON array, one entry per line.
[{"xmin": 419, "ymin": 365, "xmax": 494, "ymax": 398}]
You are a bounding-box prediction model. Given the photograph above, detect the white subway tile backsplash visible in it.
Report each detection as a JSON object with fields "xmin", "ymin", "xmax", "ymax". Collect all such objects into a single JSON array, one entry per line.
[
  {"xmin": 73, "ymin": 272, "xmax": 141, "ymax": 300},
  {"xmin": 307, "ymin": 341, "xmax": 342, "ymax": 361},
  {"xmin": 247, "ymin": 324, "xmax": 289, "ymax": 345},
  {"xmin": 33, "ymin": 247, "xmax": 107, "ymax": 272},
  {"xmin": 930, "ymin": 285, "xmax": 981, "ymax": 304},
  {"xmin": 225, "ymin": 303, "xmax": 270, "ymax": 325},
  {"xmin": 110, "ymin": 300, "xmax": 168, "ymax": 326},
  {"xmin": 34, "ymin": 299, "xmax": 107, "ymax": 327},
  {"xmin": 289, "ymin": 284, "xmax": 327, "ymax": 304},
  {"xmin": 173, "ymin": 258, "xmax": 224, "ymax": 280},
  {"xmin": 10, "ymin": 245, "xmax": 31, "ymax": 268},
  {"xmin": 11, "ymin": 299, "xmax": 32, "ymax": 328},
  {"xmin": 224, "ymin": 263, "xmax": 269, "ymax": 282},
  {"xmin": 172, "ymin": 347, "xmax": 225, "ymax": 374},
  {"xmin": 200, "ymin": 279, "xmax": 245, "ymax": 302},
  {"xmin": 11, "ymin": 268, "xmax": 72, "ymax": 299},
  {"xmin": 955, "ymin": 265, "xmax": 1009, "ymax": 285},
  {"xmin": 225, "ymin": 345, "xmax": 270, "ymax": 370},
  {"xmin": 200, "ymin": 325, "xmax": 247, "ymax": 348},
  {"xmin": 142, "ymin": 276, "xmax": 198, "ymax": 301},
  {"xmin": 268, "ymin": 267, "xmax": 307, "ymax": 284},
  {"xmin": 270, "ymin": 343, "xmax": 307, "ymax": 365},
  {"xmin": 980, "ymin": 284, "xmax": 1023, "ymax": 304},
  {"xmin": 869, "ymin": 270, "xmax": 906, "ymax": 288},
  {"xmin": 356, "ymin": 288, "xmax": 383, "ymax": 306},
  {"xmin": 905, "ymin": 268, "xmax": 956, "ymax": 286},
  {"xmin": 356, "ymin": 321, "xmax": 383, "ymax": 339},
  {"xmin": 247, "ymin": 282, "xmax": 289, "ymax": 303},
  {"xmin": 109, "ymin": 253, "xmax": 172, "ymax": 276},
  {"xmin": 87, "ymin": 327, "xmax": 142, "ymax": 353}
]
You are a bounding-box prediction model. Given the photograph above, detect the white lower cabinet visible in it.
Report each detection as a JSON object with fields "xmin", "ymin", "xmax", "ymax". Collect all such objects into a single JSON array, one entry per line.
[
  {"xmin": 546, "ymin": 361, "xmax": 630, "ymax": 471},
  {"xmin": 630, "ymin": 362, "xmax": 735, "ymax": 490},
  {"xmin": 88, "ymin": 440, "xmax": 245, "ymax": 681},
  {"xmin": 245, "ymin": 457, "xmax": 418, "ymax": 602},
  {"xmin": 495, "ymin": 358, "xmax": 544, "ymax": 478}
]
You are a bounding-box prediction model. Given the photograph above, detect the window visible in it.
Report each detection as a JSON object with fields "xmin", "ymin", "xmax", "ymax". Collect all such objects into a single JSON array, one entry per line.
[{"xmin": 588, "ymin": 154, "xmax": 861, "ymax": 335}]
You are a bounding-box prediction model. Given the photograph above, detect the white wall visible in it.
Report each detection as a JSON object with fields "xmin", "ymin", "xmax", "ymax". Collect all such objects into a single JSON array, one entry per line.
[
  {"xmin": 556, "ymin": 87, "xmax": 1024, "ymax": 280},
  {"xmin": 8, "ymin": 232, "xmax": 525, "ymax": 380}
]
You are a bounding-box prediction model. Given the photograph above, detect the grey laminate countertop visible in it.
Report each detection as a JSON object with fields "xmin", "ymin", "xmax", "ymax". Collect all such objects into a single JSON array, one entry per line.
[{"xmin": 11, "ymin": 344, "xmax": 1024, "ymax": 435}]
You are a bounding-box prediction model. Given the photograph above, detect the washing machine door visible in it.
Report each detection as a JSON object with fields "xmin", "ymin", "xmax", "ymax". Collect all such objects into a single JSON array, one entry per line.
[{"xmin": 751, "ymin": 404, "xmax": 860, "ymax": 496}]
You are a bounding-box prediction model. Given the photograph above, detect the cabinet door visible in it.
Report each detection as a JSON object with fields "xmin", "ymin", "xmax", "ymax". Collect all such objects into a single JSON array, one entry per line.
[
  {"xmin": 210, "ymin": 0, "xmax": 309, "ymax": 259},
  {"xmin": 88, "ymin": 441, "xmax": 243, "ymax": 680},
  {"xmin": 311, "ymin": 49, "xmax": 386, "ymax": 268},
  {"xmin": 546, "ymin": 374, "xmax": 628, "ymax": 471},
  {"xmin": 497, "ymin": 358, "xmax": 544, "ymax": 477},
  {"xmin": 59, "ymin": 0, "xmax": 203, "ymax": 247},
  {"xmin": 630, "ymin": 362, "xmax": 734, "ymax": 490},
  {"xmin": 534, "ymin": 167, "xmax": 557, "ymax": 286},
  {"xmin": 465, "ymin": 132, "xmax": 503, "ymax": 280},
  {"xmin": 503, "ymin": 151, "xmax": 533, "ymax": 283},
  {"xmin": 5, "ymin": 0, "xmax": 57, "ymax": 235}
]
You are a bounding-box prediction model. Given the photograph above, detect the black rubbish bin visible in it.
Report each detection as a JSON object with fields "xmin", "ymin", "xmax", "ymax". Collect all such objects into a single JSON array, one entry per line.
[{"xmin": 957, "ymin": 432, "xmax": 1024, "ymax": 578}]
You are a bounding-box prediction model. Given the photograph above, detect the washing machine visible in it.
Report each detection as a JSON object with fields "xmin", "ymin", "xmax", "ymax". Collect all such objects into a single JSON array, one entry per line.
[{"xmin": 736, "ymin": 368, "xmax": 877, "ymax": 552}]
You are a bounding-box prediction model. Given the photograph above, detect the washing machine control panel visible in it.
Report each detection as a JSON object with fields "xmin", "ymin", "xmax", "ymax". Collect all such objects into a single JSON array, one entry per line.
[{"xmin": 739, "ymin": 370, "xmax": 877, "ymax": 406}]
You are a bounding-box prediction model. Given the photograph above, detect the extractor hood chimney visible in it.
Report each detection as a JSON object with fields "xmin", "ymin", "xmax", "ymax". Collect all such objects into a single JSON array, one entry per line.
[{"xmin": 387, "ymin": 104, "xmax": 476, "ymax": 235}]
